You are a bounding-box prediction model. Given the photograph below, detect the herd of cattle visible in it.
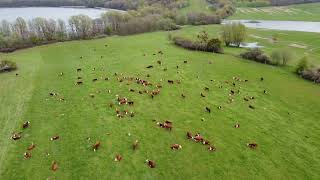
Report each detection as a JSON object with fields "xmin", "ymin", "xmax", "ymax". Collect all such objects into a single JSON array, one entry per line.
[{"xmin": 10, "ymin": 49, "xmax": 267, "ymax": 173}]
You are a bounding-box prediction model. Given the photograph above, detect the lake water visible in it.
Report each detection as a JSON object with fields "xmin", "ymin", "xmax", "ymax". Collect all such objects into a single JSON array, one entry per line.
[
  {"xmin": 0, "ymin": 7, "xmax": 121, "ymax": 22},
  {"xmin": 225, "ymin": 20, "xmax": 320, "ymax": 33}
]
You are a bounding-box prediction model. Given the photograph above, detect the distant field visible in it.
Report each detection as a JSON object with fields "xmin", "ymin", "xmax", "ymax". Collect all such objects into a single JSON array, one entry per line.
[
  {"xmin": 1, "ymin": 24, "xmax": 320, "ymax": 179},
  {"xmin": 230, "ymin": 2, "xmax": 320, "ymax": 21},
  {"xmin": 179, "ymin": 0, "xmax": 213, "ymax": 14},
  {"xmin": 172, "ymin": 25, "xmax": 320, "ymax": 66}
]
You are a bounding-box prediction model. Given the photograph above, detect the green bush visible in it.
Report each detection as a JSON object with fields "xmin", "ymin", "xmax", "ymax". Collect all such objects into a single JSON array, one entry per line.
[
  {"xmin": 271, "ymin": 49, "xmax": 293, "ymax": 66},
  {"xmin": 207, "ymin": 38, "xmax": 224, "ymax": 53},
  {"xmin": 0, "ymin": 60, "xmax": 17, "ymax": 73},
  {"xmin": 240, "ymin": 48, "xmax": 272, "ymax": 65},
  {"xmin": 296, "ymin": 56, "xmax": 309, "ymax": 74}
]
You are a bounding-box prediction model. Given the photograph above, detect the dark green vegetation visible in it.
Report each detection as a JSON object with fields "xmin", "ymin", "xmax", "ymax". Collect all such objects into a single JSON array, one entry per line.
[
  {"xmin": 0, "ymin": 60, "xmax": 17, "ymax": 72},
  {"xmin": 1, "ymin": 24, "xmax": 320, "ymax": 179}
]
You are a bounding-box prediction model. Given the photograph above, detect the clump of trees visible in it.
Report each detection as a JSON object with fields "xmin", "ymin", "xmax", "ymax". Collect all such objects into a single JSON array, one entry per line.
[
  {"xmin": 221, "ymin": 22, "xmax": 246, "ymax": 47},
  {"xmin": 295, "ymin": 57, "xmax": 320, "ymax": 83},
  {"xmin": 299, "ymin": 67, "xmax": 320, "ymax": 83},
  {"xmin": 240, "ymin": 48, "xmax": 272, "ymax": 64},
  {"xmin": 271, "ymin": 48, "xmax": 293, "ymax": 66},
  {"xmin": 172, "ymin": 30, "xmax": 223, "ymax": 53},
  {"xmin": 207, "ymin": 0, "xmax": 236, "ymax": 19},
  {"xmin": 0, "ymin": 60, "xmax": 17, "ymax": 73}
]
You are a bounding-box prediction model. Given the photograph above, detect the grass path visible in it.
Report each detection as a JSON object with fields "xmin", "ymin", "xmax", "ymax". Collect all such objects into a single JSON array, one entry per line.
[
  {"xmin": 0, "ymin": 49, "xmax": 43, "ymax": 174},
  {"xmin": 0, "ymin": 27, "xmax": 320, "ymax": 179}
]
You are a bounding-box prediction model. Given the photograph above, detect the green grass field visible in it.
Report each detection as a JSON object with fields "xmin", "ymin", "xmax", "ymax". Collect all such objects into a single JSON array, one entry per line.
[
  {"xmin": 1, "ymin": 25, "xmax": 320, "ymax": 179},
  {"xmin": 172, "ymin": 25, "xmax": 320, "ymax": 66},
  {"xmin": 179, "ymin": 0, "xmax": 213, "ymax": 14},
  {"xmin": 230, "ymin": 2, "xmax": 320, "ymax": 21}
]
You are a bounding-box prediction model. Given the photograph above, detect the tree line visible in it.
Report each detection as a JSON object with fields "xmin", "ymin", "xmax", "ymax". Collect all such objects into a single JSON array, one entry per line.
[{"xmin": 0, "ymin": 4, "xmax": 224, "ymax": 52}]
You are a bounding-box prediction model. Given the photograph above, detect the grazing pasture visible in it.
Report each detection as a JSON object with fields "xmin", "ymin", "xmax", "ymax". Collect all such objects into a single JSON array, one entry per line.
[
  {"xmin": 0, "ymin": 26, "xmax": 320, "ymax": 179},
  {"xmin": 230, "ymin": 2, "xmax": 320, "ymax": 21}
]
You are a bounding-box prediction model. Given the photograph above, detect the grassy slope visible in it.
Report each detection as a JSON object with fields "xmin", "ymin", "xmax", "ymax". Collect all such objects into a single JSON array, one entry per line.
[
  {"xmin": 172, "ymin": 25, "xmax": 320, "ymax": 66},
  {"xmin": 0, "ymin": 26, "xmax": 320, "ymax": 179},
  {"xmin": 230, "ymin": 2, "xmax": 320, "ymax": 21},
  {"xmin": 179, "ymin": 0, "xmax": 213, "ymax": 14}
]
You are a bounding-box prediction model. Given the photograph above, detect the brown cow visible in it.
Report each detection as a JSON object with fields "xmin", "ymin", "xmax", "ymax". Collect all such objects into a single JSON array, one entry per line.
[
  {"xmin": 171, "ymin": 144, "xmax": 182, "ymax": 150},
  {"xmin": 27, "ymin": 142, "xmax": 36, "ymax": 151},
  {"xmin": 22, "ymin": 121, "xmax": 30, "ymax": 129},
  {"xmin": 93, "ymin": 141, "xmax": 101, "ymax": 151},
  {"xmin": 51, "ymin": 161, "xmax": 58, "ymax": 171},
  {"xmin": 146, "ymin": 159, "xmax": 156, "ymax": 168},
  {"xmin": 114, "ymin": 154, "xmax": 122, "ymax": 162},
  {"xmin": 187, "ymin": 132, "xmax": 193, "ymax": 139},
  {"xmin": 194, "ymin": 134, "xmax": 203, "ymax": 142}
]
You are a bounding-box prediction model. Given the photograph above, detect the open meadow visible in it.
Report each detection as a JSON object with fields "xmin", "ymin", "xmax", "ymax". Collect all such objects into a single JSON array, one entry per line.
[{"xmin": 1, "ymin": 24, "xmax": 320, "ymax": 179}]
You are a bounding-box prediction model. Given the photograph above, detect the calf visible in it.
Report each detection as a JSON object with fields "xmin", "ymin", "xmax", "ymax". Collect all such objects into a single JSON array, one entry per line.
[
  {"xmin": 22, "ymin": 121, "xmax": 30, "ymax": 129},
  {"xmin": 247, "ymin": 143, "xmax": 258, "ymax": 149},
  {"xmin": 249, "ymin": 105, "xmax": 255, "ymax": 109},
  {"xmin": 184, "ymin": 60, "xmax": 188, "ymax": 63},
  {"xmin": 234, "ymin": 123, "xmax": 240, "ymax": 128},
  {"xmin": 50, "ymin": 135, "xmax": 59, "ymax": 141},
  {"xmin": 93, "ymin": 141, "xmax": 101, "ymax": 151},
  {"xmin": 27, "ymin": 142, "xmax": 36, "ymax": 151},
  {"xmin": 157, "ymin": 60, "xmax": 162, "ymax": 65},
  {"xmin": 11, "ymin": 132, "xmax": 22, "ymax": 140},
  {"xmin": 168, "ymin": 80, "xmax": 174, "ymax": 84},
  {"xmin": 208, "ymin": 146, "xmax": 216, "ymax": 152},
  {"xmin": 171, "ymin": 144, "xmax": 182, "ymax": 150},
  {"xmin": 146, "ymin": 65, "xmax": 153, "ymax": 69},
  {"xmin": 204, "ymin": 87, "xmax": 209, "ymax": 91},
  {"xmin": 133, "ymin": 140, "xmax": 139, "ymax": 150},
  {"xmin": 202, "ymin": 140, "xmax": 210, "ymax": 145},
  {"xmin": 24, "ymin": 152, "xmax": 32, "ymax": 159},
  {"xmin": 157, "ymin": 122, "xmax": 172, "ymax": 131},
  {"xmin": 181, "ymin": 94, "xmax": 186, "ymax": 98},
  {"xmin": 128, "ymin": 101, "xmax": 134, "ymax": 106},
  {"xmin": 76, "ymin": 81, "xmax": 83, "ymax": 85},
  {"xmin": 201, "ymin": 93, "xmax": 206, "ymax": 97},
  {"xmin": 146, "ymin": 159, "xmax": 156, "ymax": 168},
  {"xmin": 205, "ymin": 107, "xmax": 211, "ymax": 113},
  {"xmin": 187, "ymin": 132, "xmax": 193, "ymax": 139},
  {"xmin": 114, "ymin": 154, "xmax": 122, "ymax": 162},
  {"xmin": 77, "ymin": 68, "xmax": 82, "ymax": 72},
  {"xmin": 92, "ymin": 78, "xmax": 98, "ymax": 82}
]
